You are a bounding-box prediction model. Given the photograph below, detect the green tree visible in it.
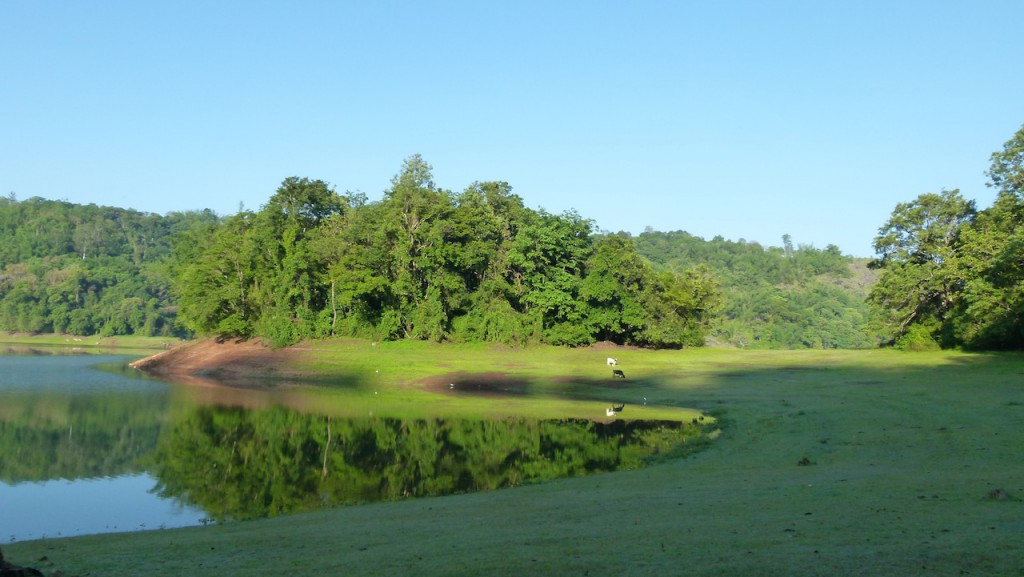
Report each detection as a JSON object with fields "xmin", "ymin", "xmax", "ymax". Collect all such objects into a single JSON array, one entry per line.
[
  {"xmin": 867, "ymin": 189, "xmax": 975, "ymax": 345},
  {"xmin": 948, "ymin": 123, "xmax": 1024, "ymax": 348},
  {"xmin": 175, "ymin": 212, "xmax": 260, "ymax": 337},
  {"xmin": 448, "ymin": 182, "xmax": 534, "ymax": 343},
  {"xmin": 252, "ymin": 178, "xmax": 345, "ymax": 345},
  {"xmin": 309, "ymin": 196, "xmax": 392, "ymax": 338},
  {"xmin": 638, "ymin": 264, "xmax": 721, "ymax": 348},
  {"xmin": 581, "ymin": 234, "xmax": 653, "ymax": 344},
  {"xmin": 986, "ymin": 122, "xmax": 1024, "ymax": 197},
  {"xmin": 377, "ymin": 155, "xmax": 463, "ymax": 341},
  {"xmin": 509, "ymin": 210, "xmax": 594, "ymax": 345}
]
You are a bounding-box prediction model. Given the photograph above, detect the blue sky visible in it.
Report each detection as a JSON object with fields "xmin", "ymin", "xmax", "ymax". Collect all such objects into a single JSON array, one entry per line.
[{"xmin": 2, "ymin": 1, "xmax": 1021, "ymax": 258}]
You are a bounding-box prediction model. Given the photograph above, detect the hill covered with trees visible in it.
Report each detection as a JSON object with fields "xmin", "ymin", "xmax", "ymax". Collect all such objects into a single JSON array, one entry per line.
[
  {"xmin": 635, "ymin": 231, "xmax": 881, "ymax": 349},
  {"xmin": 0, "ymin": 195, "xmax": 215, "ymax": 337},
  {"xmin": 0, "ymin": 170, "xmax": 874, "ymax": 350},
  {"xmin": 5, "ymin": 121, "xmax": 1023, "ymax": 351}
]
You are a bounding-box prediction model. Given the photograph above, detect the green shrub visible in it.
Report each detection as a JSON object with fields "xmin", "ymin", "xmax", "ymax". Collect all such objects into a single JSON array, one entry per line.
[{"xmin": 894, "ymin": 323, "xmax": 940, "ymax": 351}]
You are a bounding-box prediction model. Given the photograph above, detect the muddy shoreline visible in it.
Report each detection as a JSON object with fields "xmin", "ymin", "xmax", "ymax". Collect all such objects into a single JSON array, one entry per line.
[{"xmin": 130, "ymin": 338, "xmax": 303, "ymax": 388}]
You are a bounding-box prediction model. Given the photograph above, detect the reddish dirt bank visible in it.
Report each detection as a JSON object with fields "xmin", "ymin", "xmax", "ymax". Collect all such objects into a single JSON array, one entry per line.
[{"xmin": 130, "ymin": 338, "xmax": 303, "ymax": 388}]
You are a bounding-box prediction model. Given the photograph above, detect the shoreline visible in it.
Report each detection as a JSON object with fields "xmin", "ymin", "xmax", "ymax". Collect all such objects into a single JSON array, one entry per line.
[{"xmin": 129, "ymin": 337, "xmax": 303, "ymax": 388}]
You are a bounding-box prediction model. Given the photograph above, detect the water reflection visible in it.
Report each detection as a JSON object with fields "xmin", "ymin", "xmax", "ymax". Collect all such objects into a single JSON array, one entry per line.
[
  {"xmin": 149, "ymin": 407, "xmax": 704, "ymax": 521},
  {"xmin": 0, "ymin": 356, "xmax": 168, "ymax": 483}
]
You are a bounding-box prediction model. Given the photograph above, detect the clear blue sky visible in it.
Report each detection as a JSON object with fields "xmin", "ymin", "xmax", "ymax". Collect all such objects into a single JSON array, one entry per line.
[{"xmin": 3, "ymin": 1, "xmax": 1021, "ymax": 257}]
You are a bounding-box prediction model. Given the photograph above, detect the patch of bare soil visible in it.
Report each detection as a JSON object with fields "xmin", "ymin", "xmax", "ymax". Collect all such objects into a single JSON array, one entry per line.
[
  {"xmin": 419, "ymin": 372, "xmax": 533, "ymax": 397},
  {"xmin": 587, "ymin": 340, "xmax": 642, "ymax": 351},
  {"xmin": 130, "ymin": 338, "xmax": 305, "ymax": 389},
  {"xmin": 419, "ymin": 371, "xmax": 632, "ymax": 403},
  {"xmin": 552, "ymin": 374, "xmax": 629, "ymax": 389}
]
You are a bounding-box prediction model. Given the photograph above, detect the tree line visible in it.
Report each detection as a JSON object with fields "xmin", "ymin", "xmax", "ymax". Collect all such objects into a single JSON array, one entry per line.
[
  {"xmin": 4, "ymin": 121, "xmax": 1022, "ymax": 351},
  {"xmin": 868, "ymin": 124, "xmax": 1024, "ymax": 350}
]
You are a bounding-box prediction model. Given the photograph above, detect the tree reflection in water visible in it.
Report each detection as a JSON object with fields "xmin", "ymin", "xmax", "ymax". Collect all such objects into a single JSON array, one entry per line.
[{"xmin": 148, "ymin": 406, "xmax": 707, "ymax": 521}]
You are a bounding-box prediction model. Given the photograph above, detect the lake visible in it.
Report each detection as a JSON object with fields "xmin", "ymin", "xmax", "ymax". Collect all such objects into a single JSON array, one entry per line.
[{"xmin": 0, "ymin": 349, "xmax": 696, "ymax": 543}]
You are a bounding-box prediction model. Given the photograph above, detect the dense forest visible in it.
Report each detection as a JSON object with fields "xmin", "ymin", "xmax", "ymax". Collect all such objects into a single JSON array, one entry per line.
[
  {"xmin": 0, "ymin": 159, "xmax": 865, "ymax": 349},
  {"xmin": 169, "ymin": 157, "xmax": 719, "ymax": 348},
  {"xmin": 2, "ymin": 122, "xmax": 1022, "ymax": 350},
  {"xmin": 0, "ymin": 194, "xmax": 217, "ymax": 337}
]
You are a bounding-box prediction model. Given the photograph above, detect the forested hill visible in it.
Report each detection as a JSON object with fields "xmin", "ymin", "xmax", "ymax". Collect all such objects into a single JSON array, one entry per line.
[
  {"xmin": 0, "ymin": 173, "xmax": 878, "ymax": 349},
  {"xmin": 0, "ymin": 195, "xmax": 216, "ymax": 337},
  {"xmin": 634, "ymin": 231, "xmax": 882, "ymax": 349}
]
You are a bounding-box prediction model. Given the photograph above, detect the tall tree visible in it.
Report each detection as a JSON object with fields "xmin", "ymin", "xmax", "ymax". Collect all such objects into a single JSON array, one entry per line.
[
  {"xmin": 253, "ymin": 178, "xmax": 345, "ymax": 345},
  {"xmin": 949, "ymin": 123, "xmax": 1024, "ymax": 348},
  {"xmin": 448, "ymin": 181, "xmax": 533, "ymax": 343},
  {"xmin": 175, "ymin": 212, "xmax": 260, "ymax": 337},
  {"xmin": 868, "ymin": 189, "xmax": 976, "ymax": 345},
  {"xmin": 378, "ymin": 155, "xmax": 462, "ymax": 341},
  {"xmin": 508, "ymin": 210, "xmax": 594, "ymax": 345},
  {"xmin": 580, "ymin": 234, "xmax": 650, "ymax": 344},
  {"xmin": 986, "ymin": 122, "xmax": 1024, "ymax": 198}
]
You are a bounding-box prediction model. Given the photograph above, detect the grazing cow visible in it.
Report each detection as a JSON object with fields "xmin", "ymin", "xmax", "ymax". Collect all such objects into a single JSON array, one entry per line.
[
  {"xmin": 612, "ymin": 403, "xmax": 625, "ymax": 412},
  {"xmin": 607, "ymin": 357, "xmax": 618, "ymax": 366},
  {"xmin": 612, "ymin": 369, "xmax": 626, "ymax": 379},
  {"xmin": 606, "ymin": 407, "xmax": 616, "ymax": 417}
]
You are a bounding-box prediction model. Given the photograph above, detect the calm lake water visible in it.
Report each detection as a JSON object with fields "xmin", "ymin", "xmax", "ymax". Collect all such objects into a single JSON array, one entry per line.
[
  {"xmin": 0, "ymin": 353, "xmax": 207, "ymax": 542},
  {"xmin": 0, "ymin": 349, "xmax": 694, "ymax": 543}
]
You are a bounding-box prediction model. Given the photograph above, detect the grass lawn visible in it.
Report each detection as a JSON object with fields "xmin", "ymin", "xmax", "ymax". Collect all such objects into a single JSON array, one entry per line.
[{"xmin": 7, "ymin": 342, "xmax": 1024, "ymax": 577}]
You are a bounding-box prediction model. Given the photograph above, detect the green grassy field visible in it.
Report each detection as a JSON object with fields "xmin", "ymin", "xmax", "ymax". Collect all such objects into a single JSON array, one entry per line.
[{"xmin": 7, "ymin": 342, "xmax": 1024, "ymax": 577}]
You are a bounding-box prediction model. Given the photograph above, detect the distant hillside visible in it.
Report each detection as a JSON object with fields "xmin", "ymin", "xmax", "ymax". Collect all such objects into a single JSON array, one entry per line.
[
  {"xmin": 0, "ymin": 195, "xmax": 216, "ymax": 337},
  {"xmin": 633, "ymin": 231, "xmax": 883, "ymax": 349}
]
